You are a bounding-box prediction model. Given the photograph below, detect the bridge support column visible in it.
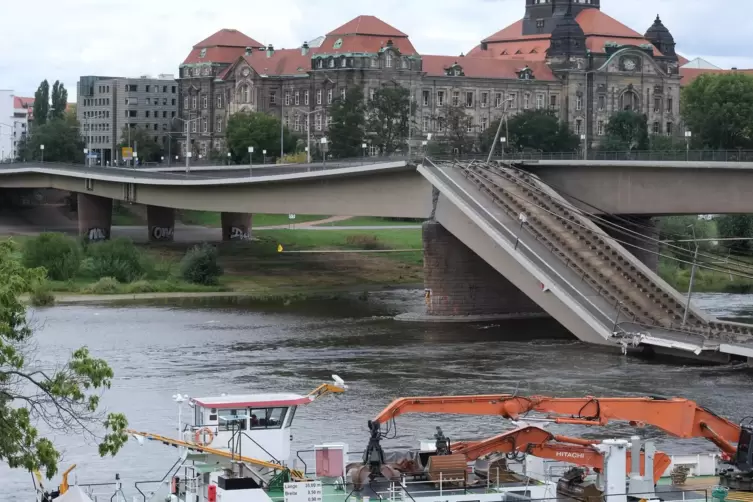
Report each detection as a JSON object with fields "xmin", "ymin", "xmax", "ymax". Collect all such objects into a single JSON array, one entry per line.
[
  {"xmin": 78, "ymin": 193, "xmax": 112, "ymax": 242},
  {"xmin": 221, "ymin": 212, "xmax": 252, "ymax": 241},
  {"xmin": 422, "ymin": 221, "xmax": 543, "ymax": 319},
  {"xmin": 147, "ymin": 205, "xmax": 175, "ymax": 242},
  {"xmin": 600, "ymin": 216, "xmax": 659, "ymax": 271}
]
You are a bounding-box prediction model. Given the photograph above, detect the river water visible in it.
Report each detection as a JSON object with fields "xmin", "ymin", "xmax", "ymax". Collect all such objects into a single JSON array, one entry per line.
[{"xmin": 2, "ymin": 291, "xmax": 753, "ymax": 500}]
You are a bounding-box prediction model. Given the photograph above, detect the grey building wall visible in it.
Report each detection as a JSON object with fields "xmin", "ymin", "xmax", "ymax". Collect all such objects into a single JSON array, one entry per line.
[{"xmin": 78, "ymin": 75, "xmax": 178, "ymax": 165}]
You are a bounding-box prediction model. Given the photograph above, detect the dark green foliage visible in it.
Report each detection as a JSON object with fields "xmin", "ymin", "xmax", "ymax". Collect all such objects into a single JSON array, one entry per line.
[
  {"xmin": 50, "ymin": 81, "xmax": 68, "ymax": 121},
  {"xmin": 33, "ymin": 80, "xmax": 50, "ymax": 127},
  {"xmin": 117, "ymin": 125, "xmax": 164, "ymax": 163},
  {"xmin": 0, "ymin": 240, "xmax": 127, "ymax": 478},
  {"xmin": 226, "ymin": 111, "xmax": 297, "ymax": 163},
  {"xmin": 328, "ymin": 86, "xmax": 366, "ymax": 158},
  {"xmin": 480, "ymin": 110, "xmax": 579, "ymax": 153},
  {"xmin": 681, "ymin": 73, "xmax": 753, "ymax": 149},
  {"xmin": 716, "ymin": 215, "xmax": 753, "ymax": 253},
  {"xmin": 85, "ymin": 238, "xmax": 146, "ymax": 283},
  {"xmin": 180, "ymin": 243, "xmax": 224, "ymax": 285},
  {"xmin": 601, "ymin": 111, "xmax": 650, "ymax": 151},
  {"xmin": 22, "ymin": 233, "xmax": 82, "ymax": 281},
  {"xmin": 367, "ymin": 85, "xmax": 413, "ymax": 154},
  {"xmin": 17, "ymin": 113, "xmax": 85, "ymax": 163}
]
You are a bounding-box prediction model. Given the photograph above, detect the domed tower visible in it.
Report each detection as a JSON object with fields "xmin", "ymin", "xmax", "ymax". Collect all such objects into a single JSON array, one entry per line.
[
  {"xmin": 546, "ymin": 3, "xmax": 587, "ymax": 68},
  {"xmin": 644, "ymin": 15, "xmax": 677, "ymax": 60}
]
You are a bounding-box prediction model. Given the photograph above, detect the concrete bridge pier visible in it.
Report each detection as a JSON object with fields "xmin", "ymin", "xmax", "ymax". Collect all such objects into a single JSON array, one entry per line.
[
  {"xmin": 421, "ymin": 221, "xmax": 543, "ymax": 320},
  {"xmin": 599, "ymin": 216, "xmax": 659, "ymax": 271},
  {"xmin": 147, "ymin": 205, "xmax": 176, "ymax": 242},
  {"xmin": 78, "ymin": 193, "xmax": 112, "ymax": 242},
  {"xmin": 221, "ymin": 212, "xmax": 253, "ymax": 241}
]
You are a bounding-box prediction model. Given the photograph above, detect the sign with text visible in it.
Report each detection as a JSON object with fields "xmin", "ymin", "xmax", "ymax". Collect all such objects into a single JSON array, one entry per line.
[
  {"xmin": 122, "ymin": 147, "xmax": 133, "ymax": 160},
  {"xmin": 284, "ymin": 481, "xmax": 322, "ymax": 502}
]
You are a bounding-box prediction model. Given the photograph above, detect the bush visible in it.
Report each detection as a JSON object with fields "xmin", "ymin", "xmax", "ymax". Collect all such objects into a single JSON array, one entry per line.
[
  {"xmin": 86, "ymin": 238, "xmax": 145, "ymax": 283},
  {"xmin": 123, "ymin": 280, "xmax": 157, "ymax": 294},
  {"xmin": 30, "ymin": 282, "xmax": 55, "ymax": 306},
  {"xmin": 84, "ymin": 277, "xmax": 120, "ymax": 294},
  {"xmin": 22, "ymin": 233, "xmax": 82, "ymax": 281},
  {"xmin": 180, "ymin": 243, "xmax": 223, "ymax": 285},
  {"xmin": 345, "ymin": 234, "xmax": 384, "ymax": 250}
]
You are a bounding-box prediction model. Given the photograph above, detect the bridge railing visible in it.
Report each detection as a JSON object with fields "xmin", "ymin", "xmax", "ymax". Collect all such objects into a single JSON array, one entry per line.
[{"xmin": 429, "ymin": 149, "xmax": 753, "ymax": 162}]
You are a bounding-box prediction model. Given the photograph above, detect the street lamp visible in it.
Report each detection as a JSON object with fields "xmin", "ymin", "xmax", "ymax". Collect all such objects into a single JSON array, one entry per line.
[
  {"xmin": 362, "ymin": 142, "xmax": 367, "ymax": 164},
  {"xmin": 83, "ymin": 148, "xmax": 89, "ymax": 167},
  {"xmin": 580, "ymin": 134, "xmax": 587, "ymax": 160},
  {"xmin": 134, "ymin": 151, "xmax": 139, "ymax": 167},
  {"xmin": 263, "ymin": 149, "xmax": 267, "ymax": 165},
  {"xmin": 40, "ymin": 144, "xmax": 45, "ymax": 163},
  {"xmin": 500, "ymin": 136, "xmax": 507, "ymax": 160},
  {"xmin": 248, "ymin": 146, "xmax": 254, "ymax": 174},
  {"xmin": 173, "ymin": 116, "xmax": 201, "ymax": 173},
  {"xmin": 227, "ymin": 151, "xmax": 231, "ymax": 166},
  {"xmin": 487, "ymin": 97, "xmax": 514, "ymax": 163},
  {"xmin": 320, "ymin": 137, "xmax": 328, "ymax": 168},
  {"xmin": 301, "ymin": 109, "xmax": 321, "ymax": 164},
  {"xmin": 685, "ymin": 130, "xmax": 692, "ymax": 160}
]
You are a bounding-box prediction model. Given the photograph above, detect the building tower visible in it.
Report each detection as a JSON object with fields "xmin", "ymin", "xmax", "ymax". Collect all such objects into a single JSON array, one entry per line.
[
  {"xmin": 644, "ymin": 15, "xmax": 677, "ymax": 59},
  {"xmin": 546, "ymin": 2, "xmax": 587, "ymax": 69},
  {"xmin": 523, "ymin": 0, "xmax": 600, "ymax": 35}
]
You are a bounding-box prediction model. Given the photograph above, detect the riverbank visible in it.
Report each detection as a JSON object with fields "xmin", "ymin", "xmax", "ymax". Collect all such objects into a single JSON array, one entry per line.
[{"xmin": 6, "ymin": 227, "xmax": 424, "ymax": 302}]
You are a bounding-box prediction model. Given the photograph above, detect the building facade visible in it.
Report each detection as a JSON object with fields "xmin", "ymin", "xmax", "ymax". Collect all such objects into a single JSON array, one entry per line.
[
  {"xmin": 77, "ymin": 74, "xmax": 179, "ymax": 165},
  {"xmin": 178, "ymin": 0, "xmax": 684, "ymax": 158}
]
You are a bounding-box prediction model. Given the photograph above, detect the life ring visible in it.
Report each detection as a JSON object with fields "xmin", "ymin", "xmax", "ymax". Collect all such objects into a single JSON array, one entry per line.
[{"xmin": 194, "ymin": 427, "xmax": 214, "ymax": 446}]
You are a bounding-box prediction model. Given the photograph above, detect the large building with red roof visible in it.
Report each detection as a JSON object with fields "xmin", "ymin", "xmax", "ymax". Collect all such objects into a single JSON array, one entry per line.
[{"xmin": 177, "ymin": 0, "xmax": 688, "ymax": 157}]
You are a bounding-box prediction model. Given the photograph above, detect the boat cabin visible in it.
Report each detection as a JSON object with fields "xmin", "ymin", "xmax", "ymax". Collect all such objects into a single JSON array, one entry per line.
[{"xmin": 189, "ymin": 393, "xmax": 313, "ymax": 462}]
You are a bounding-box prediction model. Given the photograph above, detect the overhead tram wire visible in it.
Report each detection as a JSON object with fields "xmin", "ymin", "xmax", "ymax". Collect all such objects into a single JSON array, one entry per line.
[
  {"xmin": 498, "ymin": 161, "xmax": 753, "ymax": 275},
  {"xmin": 503, "ymin": 160, "xmax": 753, "ymax": 270},
  {"xmin": 464, "ymin": 162, "xmax": 753, "ymax": 282}
]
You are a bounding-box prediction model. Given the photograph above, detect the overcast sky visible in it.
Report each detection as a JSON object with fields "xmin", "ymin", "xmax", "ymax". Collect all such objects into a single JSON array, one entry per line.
[{"xmin": 3, "ymin": 0, "xmax": 752, "ymax": 99}]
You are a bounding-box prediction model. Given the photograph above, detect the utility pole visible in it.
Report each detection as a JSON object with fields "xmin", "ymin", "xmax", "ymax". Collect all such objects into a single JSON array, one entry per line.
[
  {"xmin": 682, "ymin": 224, "xmax": 699, "ymax": 326},
  {"xmin": 407, "ymin": 81, "xmax": 414, "ymax": 158},
  {"xmin": 487, "ymin": 97, "xmax": 513, "ymax": 163}
]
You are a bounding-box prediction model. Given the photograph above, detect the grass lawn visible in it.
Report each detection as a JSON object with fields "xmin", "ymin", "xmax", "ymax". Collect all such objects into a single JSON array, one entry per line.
[
  {"xmin": 112, "ymin": 203, "xmax": 145, "ymax": 226},
  {"xmin": 179, "ymin": 211, "xmax": 328, "ymax": 227},
  {"xmin": 316, "ymin": 216, "xmax": 424, "ymax": 227}
]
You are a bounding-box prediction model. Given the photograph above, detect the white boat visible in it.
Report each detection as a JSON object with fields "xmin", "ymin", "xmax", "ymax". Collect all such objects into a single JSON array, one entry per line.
[{"xmin": 36, "ymin": 383, "xmax": 740, "ymax": 502}]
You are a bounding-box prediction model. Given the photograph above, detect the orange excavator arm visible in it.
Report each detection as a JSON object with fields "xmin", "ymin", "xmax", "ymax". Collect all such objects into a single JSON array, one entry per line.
[
  {"xmin": 449, "ymin": 426, "xmax": 671, "ymax": 481},
  {"xmin": 371, "ymin": 395, "xmax": 741, "ymax": 455}
]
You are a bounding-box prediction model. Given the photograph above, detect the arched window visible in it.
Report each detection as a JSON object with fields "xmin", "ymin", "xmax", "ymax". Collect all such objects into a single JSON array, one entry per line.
[
  {"xmin": 238, "ymin": 85, "xmax": 251, "ymax": 104},
  {"xmin": 620, "ymin": 90, "xmax": 639, "ymax": 111}
]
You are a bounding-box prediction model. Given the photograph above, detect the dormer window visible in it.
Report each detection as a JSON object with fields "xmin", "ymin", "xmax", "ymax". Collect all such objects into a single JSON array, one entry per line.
[
  {"xmin": 402, "ymin": 59, "xmax": 408, "ymax": 69},
  {"xmin": 329, "ymin": 58, "xmax": 335, "ymax": 68},
  {"xmin": 317, "ymin": 59, "xmax": 323, "ymax": 69},
  {"xmin": 370, "ymin": 58, "xmax": 377, "ymax": 68},
  {"xmin": 199, "ymin": 48, "xmax": 207, "ymax": 58},
  {"xmin": 333, "ymin": 38, "xmax": 343, "ymax": 50},
  {"xmin": 445, "ymin": 63, "xmax": 465, "ymax": 77},
  {"xmin": 516, "ymin": 66, "xmax": 535, "ymax": 80},
  {"xmin": 341, "ymin": 57, "xmax": 347, "ymax": 68},
  {"xmin": 385, "ymin": 52, "xmax": 393, "ymax": 68}
]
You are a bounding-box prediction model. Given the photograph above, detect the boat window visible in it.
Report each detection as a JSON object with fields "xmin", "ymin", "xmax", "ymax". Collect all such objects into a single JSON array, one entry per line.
[
  {"xmin": 249, "ymin": 407, "xmax": 287, "ymax": 429},
  {"xmin": 194, "ymin": 406, "xmax": 202, "ymax": 426},
  {"xmin": 217, "ymin": 409, "xmax": 248, "ymax": 431},
  {"xmin": 284, "ymin": 406, "xmax": 297, "ymax": 428}
]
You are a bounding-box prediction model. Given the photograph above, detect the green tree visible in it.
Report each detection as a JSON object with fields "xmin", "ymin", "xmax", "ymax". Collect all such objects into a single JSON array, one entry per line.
[
  {"xmin": 118, "ymin": 125, "xmax": 163, "ymax": 163},
  {"xmin": 367, "ymin": 85, "xmax": 412, "ymax": 154},
  {"xmin": 658, "ymin": 216, "xmax": 718, "ymax": 259},
  {"xmin": 0, "ymin": 239, "xmax": 127, "ymax": 478},
  {"xmin": 439, "ymin": 104, "xmax": 476, "ymax": 154},
  {"xmin": 480, "ymin": 110, "xmax": 579, "ymax": 153},
  {"xmin": 226, "ymin": 111, "xmax": 296, "ymax": 163},
  {"xmin": 681, "ymin": 73, "xmax": 753, "ymax": 149},
  {"xmin": 328, "ymin": 86, "xmax": 366, "ymax": 158},
  {"xmin": 716, "ymin": 215, "xmax": 753, "ymax": 253},
  {"xmin": 50, "ymin": 81, "xmax": 68, "ymax": 121},
  {"xmin": 601, "ymin": 111, "xmax": 649, "ymax": 151},
  {"xmin": 33, "ymin": 80, "xmax": 50, "ymax": 127},
  {"xmin": 18, "ymin": 113, "xmax": 84, "ymax": 163}
]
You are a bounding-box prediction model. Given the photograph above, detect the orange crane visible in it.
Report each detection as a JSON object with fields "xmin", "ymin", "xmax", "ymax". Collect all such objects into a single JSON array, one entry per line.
[
  {"xmin": 362, "ymin": 394, "xmax": 753, "ymax": 489},
  {"xmin": 448, "ymin": 425, "xmax": 671, "ymax": 482}
]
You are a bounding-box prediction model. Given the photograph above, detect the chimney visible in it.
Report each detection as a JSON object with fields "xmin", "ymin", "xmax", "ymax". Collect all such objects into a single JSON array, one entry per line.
[
  {"xmin": 245, "ymin": 47, "xmax": 252, "ymax": 56},
  {"xmin": 266, "ymin": 44, "xmax": 274, "ymax": 58},
  {"xmin": 732, "ymin": 67, "xmax": 738, "ymax": 71},
  {"xmin": 386, "ymin": 39, "xmax": 394, "ymax": 48},
  {"xmin": 302, "ymin": 41, "xmax": 309, "ymax": 56},
  {"xmin": 480, "ymin": 42, "xmax": 488, "ymax": 51}
]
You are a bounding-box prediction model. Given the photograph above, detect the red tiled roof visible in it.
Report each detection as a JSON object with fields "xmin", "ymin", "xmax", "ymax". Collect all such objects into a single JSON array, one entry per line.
[
  {"xmin": 422, "ymin": 56, "xmax": 556, "ymax": 81},
  {"xmin": 242, "ymin": 49, "xmax": 315, "ymax": 77},
  {"xmin": 13, "ymin": 96, "xmax": 34, "ymax": 109},
  {"xmin": 194, "ymin": 29, "xmax": 263, "ymax": 49},
  {"xmin": 183, "ymin": 46, "xmax": 252, "ymax": 65},
  {"xmin": 327, "ymin": 15, "xmax": 408, "ymax": 37},
  {"xmin": 680, "ymin": 68, "xmax": 753, "ymax": 85},
  {"xmin": 318, "ymin": 34, "xmax": 417, "ymax": 56},
  {"xmin": 473, "ymin": 9, "xmax": 661, "ymax": 59},
  {"xmin": 183, "ymin": 29, "xmax": 265, "ymax": 65}
]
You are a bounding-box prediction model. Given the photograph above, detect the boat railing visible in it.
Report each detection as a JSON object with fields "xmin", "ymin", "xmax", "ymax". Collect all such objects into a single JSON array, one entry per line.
[
  {"xmin": 133, "ymin": 455, "xmax": 186, "ymax": 502},
  {"xmin": 502, "ymin": 488, "xmax": 711, "ymax": 502}
]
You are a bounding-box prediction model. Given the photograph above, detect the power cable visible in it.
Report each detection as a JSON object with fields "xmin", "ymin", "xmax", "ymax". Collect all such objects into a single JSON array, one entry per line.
[{"xmin": 465, "ymin": 162, "xmax": 753, "ymax": 282}]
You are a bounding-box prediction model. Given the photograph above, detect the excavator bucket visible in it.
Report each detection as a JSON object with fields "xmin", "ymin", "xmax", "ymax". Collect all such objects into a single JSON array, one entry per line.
[{"xmin": 426, "ymin": 454, "xmax": 467, "ymax": 487}]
